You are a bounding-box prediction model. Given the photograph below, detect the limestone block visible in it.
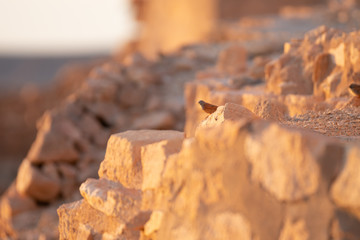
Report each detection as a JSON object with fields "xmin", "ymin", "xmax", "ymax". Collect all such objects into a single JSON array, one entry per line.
[
  {"xmin": 98, "ymin": 130, "xmax": 184, "ymax": 189},
  {"xmin": 313, "ymin": 53, "xmax": 335, "ymax": 96},
  {"xmin": 245, "ymin": 122, "xmax": 323, "ymax": 201},
  {"xmin": 265, "ymin": 55, "xmax": 313, "ymax": 95},
  {"xmin": 331, "ymin": 146, "xmax": 360, "ymax": 219},
  {"xmin": 77, "ymin": 224, "xmax": 94, "ymax": 240},
  {"xmin": 197, "ymin": 103, "xmax": 257, "ymax": 130},
  {"xmin": 27, "ymin": 112, "xmax": 80, "ymax": 164},
  {"xmin": 205, "ymin": 212, "xmax": 253, "ymax": 240},
  {"xmin": 144, "ymin": 211, "xmax": 164, "ymax": 236},
  {"xmin": 58, "ymin": 200, "xmax": 127, "ymax": 240},
  {"xmin": 16, "ymin": 160, "xmax": 61, "ymax": 202},
  {"xmin": 0, "ymin": 184, "xmax": 36, "ymax": 220},
  {"xmin": 85, "ymin": 102, "xmax": 120, "ymax": 127},
  {"xmin": 80, "ymin": 178, "xmax": 141, "ymax": 220},
  {"xmin": 329, "ymin": 43, "xmax": 345, "ymax": 67},
  {"xmin": 141, "ymin": 135, "xmax": 184, "ymax": 191}
]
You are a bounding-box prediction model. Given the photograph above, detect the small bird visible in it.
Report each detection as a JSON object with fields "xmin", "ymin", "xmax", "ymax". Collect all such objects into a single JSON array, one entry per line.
[
  {"xmin": 349, "ymin": 83, "xmax": 360, "ymax": 97},
  {"xmin": 198, "ymin": 100, "xmax": 218, "ymax": 114}
]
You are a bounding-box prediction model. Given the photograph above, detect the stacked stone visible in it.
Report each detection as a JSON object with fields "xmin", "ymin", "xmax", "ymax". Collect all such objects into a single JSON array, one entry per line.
[
  {"xmin": 59, "ymin": 103, "xmax": 360, "ymax": 239},
  {"xmin": 58, "ymin": 130, "xmax": 184, "ymax": 239},
  {"xmin": 0, "ymin": 46, "xmax": 216, "ymax": 238},
  {"xmin": 266, "ymin": 25, "xmax": 360, "ymax": 98}
]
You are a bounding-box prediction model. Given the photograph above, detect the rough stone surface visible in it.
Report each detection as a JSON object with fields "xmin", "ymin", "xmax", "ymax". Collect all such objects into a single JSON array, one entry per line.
[
  {"xmin": 205, "ymin": 212, "xmax": 253, "ymax": 240},
  {"xmin": 331, "ymin": 146, "xmax": 360, "ymax": 219},
  {"xmin": 279, "ymin": 219, "xmax": 309, "ymax": 240},
  {"xmin": 245, "ymin": 122, "xmax": 323, "ymax": 201},
  {"xmin": 0, "ymin": 184, "xmax": 36, "ymax": 220},
  {"xmin": 16, "ymin": 160, "xmax": 60, "ymax": 202},
  {"xmin": 197, "ymin": 102, "xmax": 258, "ymax": 131},
  {"xmin": 98, "ymin": 130, "xmax": 184, "ymax": 189},
  {"xmin": 26, "ymin": 112, "xmax": 80, "ymax": 164},
  {"xmin": 80, "ymin": 178, "xmax": 141, "ymax": 220},
  {"xmin": 144, "ymin": 211, "xmax": 164, "ymax": 236},
  {"xmin": 141, "ymin": 135, "xmax": 184, "ymax": 191}
]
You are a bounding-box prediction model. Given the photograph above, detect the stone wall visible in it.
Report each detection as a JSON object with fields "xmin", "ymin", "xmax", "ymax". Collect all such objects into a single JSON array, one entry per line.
[
  {"xmin": 3, "ymin": 3, "xmax": 360, "ymax": 239},
  {"xmin": 58, "ymin": 102, "xmax": 360, "ymax": 239}
]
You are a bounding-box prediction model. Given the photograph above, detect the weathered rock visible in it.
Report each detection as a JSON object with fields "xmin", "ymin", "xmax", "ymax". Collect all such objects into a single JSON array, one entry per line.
[
  {"xmin": 197, "ymin": 103, "xmax": 258, "ymax": 130},
  {"xmin": 58, "ymin": 200, "xmax": 121, "ymax": 240},
  {"xmin": 26, "ymin": 112, "xmax": 80, "ymax": 164},
  {"xmin": 331, "ymin": 145, "xmax": 360, "ymax": 219},
  {"xmin": 98, "ymin": 130, "xmax": 184, "ymax": 189},
  {"xmin": 141, "ymin": 135, "xmax": 184, "ymax": 191},
  {"xmin": 0, "ymin": 184, "xmax": 36, "ymax": 220},
  {"xmin": 244, "ymin": 122, "xmax": 323, "ymax": 201},
  {"xmin": 16, "ymin": 160, "xmax": 61, "ymax": 202},
  {"xmin": 279, "ymin": 219, "xmax": 309, "ymax": 240},
  {"xmin": 252, "ymin": 99, "xmax": 287, "ymax": 121},
  {"xmin": 80, "ymin": 178, "xmax": 141, "ymax": 220},
  {"xmin": 204, "ymin": 212, "xmax": 253, "ymax": 240},
  {"xmin": 58, "ymin": 163, "xmax": 78, "ymax": 199},
  {"xmin": 265, "ymin": 55, "xmax": 312, "ymax": 95},
  {"xmin": 144, "ymin": 211, "xmax": 164, "ymax": 236},
  {"xmin": 58, "ymin": 200, "xmax": 140, "ymax": 240}
]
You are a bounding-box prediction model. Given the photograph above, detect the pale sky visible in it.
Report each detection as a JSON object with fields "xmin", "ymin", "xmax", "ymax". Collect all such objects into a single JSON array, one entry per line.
[{"xmin": 0, "ymin": 0, "xmax": 137, "ymax": 56}]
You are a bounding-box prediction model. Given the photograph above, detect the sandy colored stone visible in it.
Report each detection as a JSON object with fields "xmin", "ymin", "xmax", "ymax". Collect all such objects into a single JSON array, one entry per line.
[
  {"xmin": 197, "ymin": 103, "xmax": 257, "ymax": 130},
  {"xmin": 85, "ymin": 101, "xmax": 120, "ymax": 127},
  {"xmin": 144, "ymin": 211, "xmax": 164, "ymax": 236},
  {"xmin": 141, "ymin": 135, "xmax": 184, "ymax": 191},
  {"xmin": 58, "ymin": 200, "xmax": 128, "ymax": 240},
  {"xmin": 279, "ymin": 219, "xmax": 309, "ymax": 240},
  {"xmin": 245, "ymin": 122, "xmax": 323, "ymax": 201},
  {"xmin": 205, "ymin": 212, "xmax": 253, "ymax": 240},
  {"xmin": 80, "ymin": 178, "xmax": 141, "ymax": 220},
  {"xmin": 313, "ymin": 53, "xmax": 335, "ymax": 97},
  {"xmin": 27, "ymin": 112, "xmax": 79, "ymax": 164},
  {"xmin": 77, "ymin": 113, "xmax": 111, "ymax": 147},
  {"xmin": 329, "ymin": 43, "xmax": 345, "ymax": 67},
  {"xmin": 98, "ymin": 130, "xmax": 184, "ymax": 189},
  {"xmin": 253, "ymin": 99, "xmax": 286, "ymax": 121},
  {"xmin": 0, "ymin": 184, "xmax": 36, "ymax": 220},
  {"xmin": 155, "ymin": 122, "xmax": 285, "ymax": 240},
  {"xmin": 331, "ymin": 146, "xmax": 360, "ymax": 219},
  {"xmin": 80, "ymin": 78, "xmax": 119, "ymax": 103},
  {"xmin": 133, "ymin": 111, "xmax": 175, "ymax": 130},
  {"xmin": 216, "ymin": 45, "xmax": 247, "ymax": 75},
  {"xmin": 58, "ymin": 163, "xmax": 78, "ymax": 199},
  {"xmin": 265, "ymin": 55, "xmax": 312, "ymax": 95},
  {"xmin": 16, "ymin": 160, "xmax": 60, "ymax": 202},
  {"xmin": 77, "ymin": 224, "xmax": 94, "ymax": 240}
]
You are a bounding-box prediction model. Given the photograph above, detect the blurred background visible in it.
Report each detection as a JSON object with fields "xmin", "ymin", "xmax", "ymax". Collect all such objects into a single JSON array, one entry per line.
[
  {"xmin": 0, "ymin": 0, "xmax": 353, "ymax": 194},
  {"xmin": 0, "ymin": 0, "xmax": 137, "ymax": 193}
]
